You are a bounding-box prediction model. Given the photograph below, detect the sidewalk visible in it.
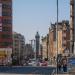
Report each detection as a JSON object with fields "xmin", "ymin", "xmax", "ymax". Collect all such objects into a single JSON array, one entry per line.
[
  {"xmin": 53, "ymin": 71, "xmax": 70, "ymax": 75},
  {"xmin": 54, "ymin": 74, "xmax": 69, "ymax": 75},
  {"xmin": 53, "ymin": 70, "xmax": 75, "ymax": 75},
  {"xmin": 48, "ymin": 64, "xmax": 56, "ymax": 67}
]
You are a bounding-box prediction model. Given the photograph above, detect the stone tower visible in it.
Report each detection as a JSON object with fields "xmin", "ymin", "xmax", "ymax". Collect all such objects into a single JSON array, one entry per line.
[{"xmin": 35, "ymin": 32, "xmax": 40, "ymax": 59}]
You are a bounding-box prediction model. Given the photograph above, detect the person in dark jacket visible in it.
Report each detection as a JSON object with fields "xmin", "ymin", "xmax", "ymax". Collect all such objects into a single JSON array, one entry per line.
[
  {"xmin": 62, "ymin": 56, "xmax": 67, "ymax": 72},
  {"xmin": 57, "ymin": 61, "xmax": 62, "ymax": 72}
]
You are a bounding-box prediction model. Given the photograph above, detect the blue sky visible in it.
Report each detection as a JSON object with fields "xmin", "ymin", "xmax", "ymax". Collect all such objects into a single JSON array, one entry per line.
[{"xmin": 13, "ymin": 0, "xmax": 70, "ymax": 43}]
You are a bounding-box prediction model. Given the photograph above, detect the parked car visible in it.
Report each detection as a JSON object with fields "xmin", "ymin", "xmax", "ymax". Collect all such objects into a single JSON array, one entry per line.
[{"xmin": 28, "ymin": 59, "xmax": 37, "ymax": 66}]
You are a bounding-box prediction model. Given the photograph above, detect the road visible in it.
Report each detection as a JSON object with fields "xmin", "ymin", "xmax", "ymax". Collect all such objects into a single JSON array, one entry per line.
[
  {"xmin": 0, "ymin": 73, "xmax": 33, "ymax": 75},
  {"xmin": 0, "ymin": 66, "xmax": 56, "ymax": 75}
]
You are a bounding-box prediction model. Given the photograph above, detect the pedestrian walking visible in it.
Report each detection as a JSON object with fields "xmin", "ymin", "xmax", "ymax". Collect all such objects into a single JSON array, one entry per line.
[
  {"xmin": 57, "ymin": 62, "xmax": 61, "ymax": 72},
  {"xmin": 41, "ymin": 58, "xmax": 48, "ymax": 66},
  {"xmin": 62, "ymin": 56, "xmax": 67, "ymax": 72},
  {"xmin": 57, "ymin": 60, "xmax": 62, "ymax": 72}
]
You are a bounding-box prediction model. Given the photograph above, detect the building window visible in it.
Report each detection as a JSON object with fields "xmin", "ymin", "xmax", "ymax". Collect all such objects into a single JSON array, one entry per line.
[
  {"xmin": 14, "ymin": 43, "xmax": 18, "ymax": 46},
  {"xmin": 2, "ymin": 3, "xmax": 11, "ymax": 9},
  {"xmin": 62, "ymin": 43, "xmax": 66, "ymax": 47},
  {"xmin": 2, "ymin": 0, "xmax": 11, "ymax": 2},
  {"xmin": 14, "ymin": 35, "xmax": 19, "ymax": 38},
  {"xmin": 2, "ymin": 34, "xmax": 11, "ymax": 38},
  {"xmin": 0, "ymin": 42, "xmax": 9, "ymax": 46},
  {"xmin": 2, "ymin": 11, "xmax": 11, "ymax": 16},
  {"xmin": 2, "ymin": 19, "xmax": 12, "ymax": 24},
  {"xmin": 64, "ymin": 37, "xmax": 66, "ymax": 40},
  {"xmin": 2, "ymin": 27, "xmax": 11, "ymax": 32}
]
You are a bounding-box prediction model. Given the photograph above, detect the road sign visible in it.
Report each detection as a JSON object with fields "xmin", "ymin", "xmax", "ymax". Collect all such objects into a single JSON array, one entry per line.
[{"xmin": 68, "ymin": 57, "xmax": 75, "ymax": 65}]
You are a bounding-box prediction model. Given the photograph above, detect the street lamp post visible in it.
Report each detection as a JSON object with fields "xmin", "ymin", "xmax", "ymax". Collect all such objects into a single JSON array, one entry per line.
[
  {"xmin": 56, "ymin": 0, "xmax": 58, "ymax": 74},
  {"xmin": 47, "ymin": 34, "xmax": 49, "ymax": 60},
  {"xmin": 19, "ymin": 39, "xmax": 21, "ymax": 65}
]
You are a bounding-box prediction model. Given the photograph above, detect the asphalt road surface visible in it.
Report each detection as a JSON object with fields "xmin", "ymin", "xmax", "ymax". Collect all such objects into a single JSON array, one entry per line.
[{"xmin": 0, "ymin": 66, "xmax": 56, "ymax": 74}]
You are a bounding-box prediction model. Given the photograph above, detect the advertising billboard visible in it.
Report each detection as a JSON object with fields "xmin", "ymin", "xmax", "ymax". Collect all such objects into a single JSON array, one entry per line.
[{"xmin": 0, "ymin": 48, "xmax": 12, "ymax": 65}]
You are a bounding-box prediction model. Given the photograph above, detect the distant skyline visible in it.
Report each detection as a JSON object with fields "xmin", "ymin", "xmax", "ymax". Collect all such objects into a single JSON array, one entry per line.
[{"xmin": 13, "ymin": 0, "xmax": 70, "ymax": 43}]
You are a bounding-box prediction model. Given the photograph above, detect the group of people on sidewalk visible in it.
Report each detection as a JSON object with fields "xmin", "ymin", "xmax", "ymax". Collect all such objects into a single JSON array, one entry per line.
[{"xmin": 57, "ymin": 56, "xmax": 67, "ymax": 73}]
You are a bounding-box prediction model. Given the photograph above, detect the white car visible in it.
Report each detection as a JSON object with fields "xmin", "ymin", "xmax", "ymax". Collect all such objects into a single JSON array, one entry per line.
[{"xmin": 28, "ymin": 59, "xmax": 37, "ymax": 66}]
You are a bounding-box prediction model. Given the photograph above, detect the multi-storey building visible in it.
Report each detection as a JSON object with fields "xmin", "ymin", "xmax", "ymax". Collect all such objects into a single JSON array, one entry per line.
[
  {"xmin": 13, "ymin": 32, "xmax": 25, "ymax": 65},
  {"xmin": 40, "ymin": 44, "xmax": 43, "ymax": 59},
  {"xmin": 57, "ymin": 21, "xmax": 70, "ymax": 56},
  {"xmin": 70, "ymin": 0, "xmax": 75, "ymax": 54},
  {"xmin": 0, "ymin": 0, "xmax": 12, "ymax": 65},
  {"xmin": 25, "ymin": 44, "xmax": 34, "ymax": 59},
  {"xmin": 48, "ymin": 20, "xmax": 70, "ymax": 60},
  {"xmin": 49, "ymin": 27, "xmax": 56, "ymax": 60},
  {"xmin": 62, "ymin": 21, "xmax": 70, "ymax": 55},
  {"xmin": 41, "ymin": 36, "xmax": 48, "ymax": 59}
]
